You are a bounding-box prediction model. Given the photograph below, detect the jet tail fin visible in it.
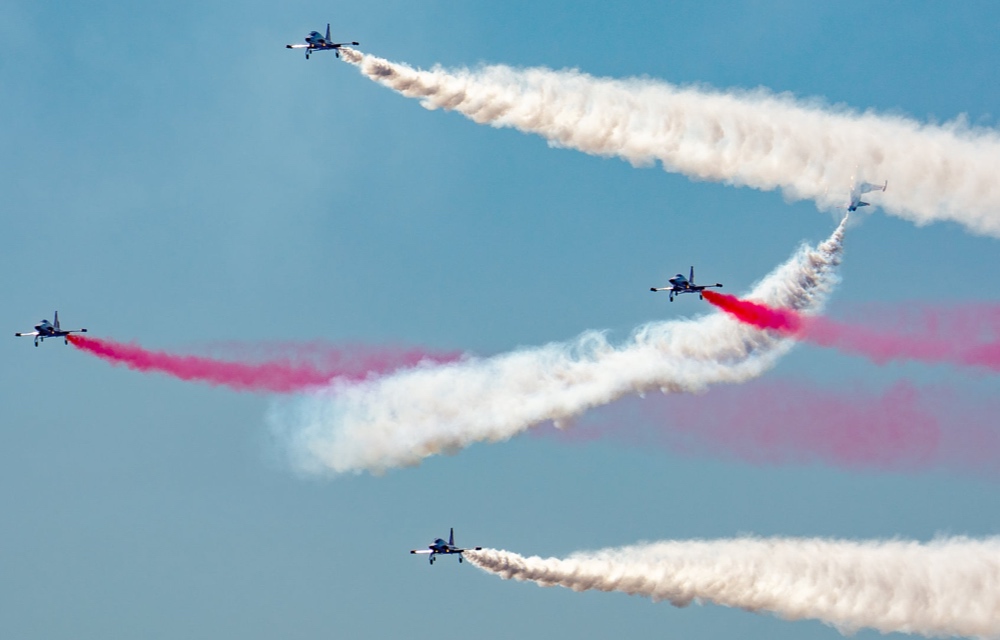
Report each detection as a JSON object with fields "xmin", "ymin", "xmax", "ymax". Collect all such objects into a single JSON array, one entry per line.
[
  {"xmin": 449, "ymin": 528, "xmax": 455, "ymax": 546},
  {"xmin": 54, "ymin": 311, "xmax": 60, "ymax": 330},
  {"xmin": 326, "ymin": 23, "xmax": 331, "ymax": 41},
  {"xmin": 689, "ymin": 266, "xmax": 695, "ymax": 284}
]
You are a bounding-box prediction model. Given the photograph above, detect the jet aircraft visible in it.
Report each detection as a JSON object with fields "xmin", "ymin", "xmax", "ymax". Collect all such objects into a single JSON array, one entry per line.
[
  {"xmin": 650, "ymin": 266, "xmax": 722, "ymax": 301},
  {"xmin": 410, "ymin": 528, "xmax": 481, "ymax": 565},
  {"xmin": 285, "ymin": 24, "xmax": 358, "ymax": 59},
  {"xmin": 15, "ymin": 311, "xmax": 87, "ymax": 347},
  {"xmin": 846, "ymin": 177, "xmax": 887, "ymax": 212}
]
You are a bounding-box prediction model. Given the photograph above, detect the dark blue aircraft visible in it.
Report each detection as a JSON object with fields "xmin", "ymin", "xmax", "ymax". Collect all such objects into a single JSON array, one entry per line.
[
  {"xmin": 410, "ymin": 528, "xmax": 481, "ymax": 565},
  {"xmin": 651, "ymin": 266, "xmax": 723, "ymax": 301},
  {"xmin": 285, "ymin": 23, "xmax": 358, "ymax": 60},
  {"xmin": 15, "ymin": 311, "xmax": 87, "ymax": 347}
]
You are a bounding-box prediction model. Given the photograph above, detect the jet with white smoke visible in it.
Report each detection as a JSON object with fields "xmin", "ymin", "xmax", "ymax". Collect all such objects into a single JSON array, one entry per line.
[
  {"xmin": 341, "ymin": 49, "xmax": 1000, "ymax": 237},
  {"xmin": 465, "ymin": 536, "xmax": 1000, "ymax": 639},
  {"xmin": 271, "ymin": 218, "xmax": 846, "ymax": 474}
]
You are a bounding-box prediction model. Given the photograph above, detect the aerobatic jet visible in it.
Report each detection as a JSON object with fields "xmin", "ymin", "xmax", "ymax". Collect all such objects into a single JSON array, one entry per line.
[
  {"xmin": 650, "ymin": 266, "xmax": 723, "ymax": 301},
  {"xmin": 15, "ymin": 311, "xmax": 87, "ymax": 347},
  {"xmin": 410, "ymin": 528, "xmax": 481, "ymax": 565},
  {"xmin": 846, "ymin": 177, "xmax": 887, "ymax": 212},
  {"xmin": 285, "ymin": 24, "xmax": 358, "ymax": 59}
]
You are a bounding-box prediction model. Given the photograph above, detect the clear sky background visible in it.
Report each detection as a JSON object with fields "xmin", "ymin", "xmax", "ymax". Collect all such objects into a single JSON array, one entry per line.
[{"xmin": 2, "ymin": 1, "xmax": 999, "ymax": 638}]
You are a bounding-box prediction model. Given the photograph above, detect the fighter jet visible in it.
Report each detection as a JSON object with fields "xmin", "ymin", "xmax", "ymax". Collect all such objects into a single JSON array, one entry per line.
[
  {"xmin": 410, "ymin": 528, "xmax": 481, "ymax": 565},
  {"xmin": 651, "ymin": 266, "xmax": 722, "ymax": 301},
  {"xmin": 15, "ymin": 311, "xmax": 87, "ymax": 347},
  {"xmin": 285, "ymin": 23, "xmax": 358, "ymax": 59},
  {"xmin": 847, "ymin": 177, "xmax": 887, "ymax": 212}
]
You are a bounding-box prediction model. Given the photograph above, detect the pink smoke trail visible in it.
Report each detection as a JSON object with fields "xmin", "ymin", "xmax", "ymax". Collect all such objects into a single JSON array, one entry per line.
[
  {"xmin": 549, "ymin": 380, "xmax": 1000, "ymax": 476},
  {"xmin": 702, "ymin": 291, "xmax": 1000, "ymax": 372},
  {"xmin": 200, "ymin": 340, "xmax": 461, "ymax": 377},
  {"xmin": 68, "ymin": 335, "xmax": 460, "ymax": 394}
]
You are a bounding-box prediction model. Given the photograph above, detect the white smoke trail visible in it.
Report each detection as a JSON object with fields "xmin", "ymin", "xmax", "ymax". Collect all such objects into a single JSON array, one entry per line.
[
  {"xmin": 465, "ymin": 536, "xmax": 1000, "ymax": 639},
  {"xmin": 340, "ymin": 48, "xmax": 1000, "ymax": 236},
  {"xmin": 271, "ymin": 219, "xmax": 845, "ymax": 474}
]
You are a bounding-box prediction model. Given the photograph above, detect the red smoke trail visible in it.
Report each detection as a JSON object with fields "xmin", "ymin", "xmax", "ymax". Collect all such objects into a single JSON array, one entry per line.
[
  {"xmin": 67, "ymin": 335, "xmax": 460, "ymax": 393},
  {"xmin": 701, "ymin": 290, "xmax": 802, "ymax": 332},
  {"xmin": 702, "ymin": 290, "xmax": 1000, "ymax": 372},
  {"xmin": 546, "ymin": 380, "xmax": 1000, "ymax": 476}
]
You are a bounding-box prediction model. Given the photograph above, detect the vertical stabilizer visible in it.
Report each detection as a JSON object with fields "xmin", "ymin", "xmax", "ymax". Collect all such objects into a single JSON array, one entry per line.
[
  {"xmin": 325, "ymin": 23, "xmax": 331, "ymax": 41},
  {"xmin": 449, "ymin": 528, "xmax": 455, "ymax": 546},
  {"xmin": 689, "ymin": 266, "xmax": 695, "ymax": 284},
  {"xmin": 54, "ymin": 311, "xmax": 60, "ymax": 330}
]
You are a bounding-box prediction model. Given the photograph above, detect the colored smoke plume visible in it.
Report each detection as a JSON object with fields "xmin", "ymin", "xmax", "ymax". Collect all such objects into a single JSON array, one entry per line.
[
  {"xmin": 702, "ymin": 290, "xmax": 1000, "ymax": 372},
  {"xmin": 465, "ymin": 536, "xmax": 1000, "ymax": 638},
  {"xmin": 549, "ymin": 379, "xmax": 1000, "ymax": 476},
  {"xmin": 68, "ymin": 335, "xmax": 458, "ymax": 394},
  {"xmin": 272, "ymin": 220, "xmax": 845, "ymax": 474}
]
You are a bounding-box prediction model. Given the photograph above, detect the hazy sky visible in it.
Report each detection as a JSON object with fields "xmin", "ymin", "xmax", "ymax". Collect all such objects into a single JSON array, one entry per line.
[{"xmin": 2, "ymin": 2, "xmax": 999, "ymax": 638}]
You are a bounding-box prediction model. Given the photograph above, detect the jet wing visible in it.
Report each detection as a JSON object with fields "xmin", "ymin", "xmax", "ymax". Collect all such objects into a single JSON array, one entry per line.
[
  {"xmin": 286, "ymin": 44, "xmax": 310, "ymax": 49},
  {"xmin": 410, "ymin": 549, "xmax": 432, "ymax": 554},
  {"xmin": 14, "ymin": 331, "xmax": 39, "ymax": 337},
  {"xmin": 858, "ymin": 181, "xmax": 887, "ymax": 194}
]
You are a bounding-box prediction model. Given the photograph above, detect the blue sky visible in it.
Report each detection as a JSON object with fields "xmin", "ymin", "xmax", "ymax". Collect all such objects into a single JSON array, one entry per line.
[{"xmin": 2, "ymin": 2, "xmax": 999, "ymax": 638}]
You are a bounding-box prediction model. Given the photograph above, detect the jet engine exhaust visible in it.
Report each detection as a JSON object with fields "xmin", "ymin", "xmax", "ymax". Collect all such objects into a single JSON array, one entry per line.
[
  {"xmin": 464, "ymin": 536, "xmax": 1000, "ymax": 638},
  {"xmin": 340, "ymin": 49, "xmax": 1000, "ymax": 237},
  {"xmin": 271, "ymin": 219, "xmax": 846, "ymax": 474}
]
